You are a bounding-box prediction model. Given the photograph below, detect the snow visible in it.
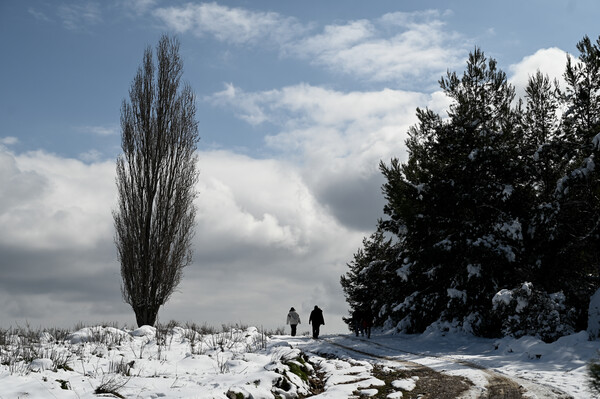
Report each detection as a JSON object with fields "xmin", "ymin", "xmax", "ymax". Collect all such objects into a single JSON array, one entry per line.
[
  {"xmin": 391, "ymin": 376, "xmax": 417, "ymax": 390},
  {"xmin": 396, "ymin": 261, "xmax": 411, "ymax": 282},
  {"xmin": 493, "ymin": 289, "xmax": 513, "ymax": 308},
  {"xmin": 28, "ymin": 358, "xmax": 54, "ymax": 372},
  {"xmin": 495, "ymin": 218, "xmax": 522, "ymax": 241},
  {"xmin": 501, "ymin": 184, "xmax": 514, "ymax": 199},
  {"xmin": 1, "ymin": 325, "xmax": 599, "ymax": 398},
  {"xmin": 466, "ymin": 263, "xmax": 481, "ymax": 279},
  {"xmin": 447, "ymin": 288, "xmax": 467, "ymax": 303}
]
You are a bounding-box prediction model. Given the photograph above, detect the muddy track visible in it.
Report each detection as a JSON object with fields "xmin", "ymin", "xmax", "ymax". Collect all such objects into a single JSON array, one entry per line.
[{"xmin": 320, "ymin": 337, "xmax": 572, "ymax": 399}]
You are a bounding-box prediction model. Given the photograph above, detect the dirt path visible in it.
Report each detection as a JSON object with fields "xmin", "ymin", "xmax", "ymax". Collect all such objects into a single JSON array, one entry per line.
[{"xmin": 319, "ymin": 337, "xmax": 572, "ymax": 399}]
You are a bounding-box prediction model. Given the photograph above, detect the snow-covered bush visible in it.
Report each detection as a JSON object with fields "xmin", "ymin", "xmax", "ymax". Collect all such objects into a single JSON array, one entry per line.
[{"xmin": 491, "ymin": 282, "xmax": 576, "ymax": 342}]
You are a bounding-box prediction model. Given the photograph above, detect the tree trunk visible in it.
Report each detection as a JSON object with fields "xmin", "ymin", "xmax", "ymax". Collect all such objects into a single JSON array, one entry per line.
[{"xmin": 134, "ymin": 305, "xmax": 158, "ymax": 327}]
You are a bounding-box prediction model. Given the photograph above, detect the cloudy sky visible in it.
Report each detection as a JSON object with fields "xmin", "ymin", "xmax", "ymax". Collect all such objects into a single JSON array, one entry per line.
[{"xmin": 1, "ymin": 0, "xmax": 598, "ymax": 333}]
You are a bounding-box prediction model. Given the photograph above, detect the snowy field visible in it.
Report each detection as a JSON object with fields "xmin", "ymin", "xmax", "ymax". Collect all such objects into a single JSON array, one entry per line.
[{"xmin": 0, "ymin": 323, "xmax": 599, "ymax": 398}]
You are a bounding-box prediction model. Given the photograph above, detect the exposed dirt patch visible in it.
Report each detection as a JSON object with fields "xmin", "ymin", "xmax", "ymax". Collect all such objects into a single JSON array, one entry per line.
[
  {"xmin": 323, "ymin": 339, "xmax": 532, "ymax": 399},
  {"xmin": 484, "ymin": 375, "xmax": 525, "ymax": 399},
  {"xmin": 359, "ymin": 363, "xmax": 473, "ymax": 399},
  {"xmin": 305, "ymin": 367, "xmax": 326, "ymax": 396}
]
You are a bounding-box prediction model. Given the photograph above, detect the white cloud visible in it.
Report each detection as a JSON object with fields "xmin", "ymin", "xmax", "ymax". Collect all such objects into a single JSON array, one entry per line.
[
  {"xmin": 28, "ymin": 7, "xmax": 52, "ymax": 22},
  {"xmin": 209, "ymin": 83, "xmax": 271, "ymax": 125},
  {"xmin": 153, "ymin": 2, "xmax": 307, "ymax": 46},
  {"xmin": 0, "ymin": 146, "xmax": 361, "ymax": 332},
  {"xmin": 187, "ymin": 149, "xmax": 361, "ymax": 331},
  {"xmin": 0, "ymin": 136, "xmax": 19, "ymax": 146},
  {"xmin": 208, "ymin": 83, "xmax": 446, "ymax": 229},
  {"xmin": 508, "ymin": 47, "xmax": 569, "ymax": 100},
  {"xmin": 0, "ymin": 150, "xmax": 47, "ymax": 216},
  {"xmin": 80, "ymin": 125, "xmax": 118, "ymax": 136},
  {"xmin": 154, "ymin": 5, "xmax": 465, "ymax": 84},
  {"xmin": 0, "ymin": 149, "xmax": 115, "ymax": 250},
  {"xmin": 195, "ymin": 150, "xmax": 355, "ymax": 254},
  {"xmin": 292, "ymin": 10, "xmax": 467, "ymax": 83},
  {"xmin": 78, "ymin": 149, "xmax": 104, "ymax": 163},
  {"xmin": 57, "ymin": 2, "xmax": 103, "ymax": 31},
  {"xmin": 209, "ymin": 83, "xmax": 429, "ymax": 162}
]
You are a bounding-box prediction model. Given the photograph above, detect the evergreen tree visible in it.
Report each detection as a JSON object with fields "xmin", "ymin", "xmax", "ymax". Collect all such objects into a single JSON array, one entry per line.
[
  {"xmin": 521, "ymin": 70, "xmax": 564, "ymax": 292},
  {"xmin": 341, "ymin": 227, "xmax": 399, "ymax": 329},
  {"xmin": 377, "ymin": 49, "xmax": 528, "ymax": 335},
  {"xmin": 551, "ymin": 35, "xmax": 600, "ymax": 329},
  {"xmin": 343, "ymin": 36, "xmax": 600, "ymax": 340},
  {"xmin": 378, "ymin": 108, "xmax": 445, "ymax": 332}
]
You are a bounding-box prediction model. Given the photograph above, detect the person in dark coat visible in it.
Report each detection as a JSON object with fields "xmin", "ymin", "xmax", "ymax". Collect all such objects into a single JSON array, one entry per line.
[
  {"xmin": 362, "ymin": 308, "xmax": 373, "ymax": 339},
  {"xmin": 352, "ymin": 309, "xmax": 363, "ymax": 337},
  {"xmin": 309, "ymin": 305, "xmax": 325, "ymax": 339}
]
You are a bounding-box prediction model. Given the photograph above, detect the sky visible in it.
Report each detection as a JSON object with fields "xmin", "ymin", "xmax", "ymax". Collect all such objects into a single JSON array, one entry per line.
[{"xmin": 0, "ymin": 0, "xmax": 599, "ymax": 333}]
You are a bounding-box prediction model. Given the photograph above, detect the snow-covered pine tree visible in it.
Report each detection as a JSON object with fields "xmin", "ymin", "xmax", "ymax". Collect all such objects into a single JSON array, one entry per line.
[
  {"xmin": 378, "ymin": 108, "xmax": 446, "ymax": 333},
  {"xmin": 521, "ymin": 70, "xmax": 564, "ymax": 296},
  {"xmin": 377, "ymin": 49, "xmax": 530, "ymax": 336},
  {"xmin": 340, "ymin": 227, "xmax": 399, "ymax": 330},
  {"xmin": 424, "ymin": 49, "xmax": 528, "ymax": 335},
  {"xmin": 550, "ymin": 35, "xmax": 600, "ymax": 330},
  {"xmin": 344, "ymin": 37, "xmax": 600, "ymax": 340}
]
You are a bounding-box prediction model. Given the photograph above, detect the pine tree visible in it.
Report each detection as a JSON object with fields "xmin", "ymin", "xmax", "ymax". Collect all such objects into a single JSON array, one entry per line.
[
  {"xmin": 344, "ymin": 37, "xmax": 600, "ymax": 340},
  {"xmin": 551, "ymin": 35, "xmax": 600, "ymax": 329},
  {"xmin": 341, "ymin": 227, "xmax": 399, "ymax": 329},
  {"xmin": 372, "ymin": 49, "xmax": 530, "ymax": 335},
  {"xmin": 520, "ymin": 70, "xmax": 563, "ymax": 292}
]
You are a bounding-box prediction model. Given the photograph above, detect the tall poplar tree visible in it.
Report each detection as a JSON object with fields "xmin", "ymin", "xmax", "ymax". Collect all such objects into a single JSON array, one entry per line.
[{"xmin": 113, "ymin": 35, "xmax": 200, "ymax": 327}]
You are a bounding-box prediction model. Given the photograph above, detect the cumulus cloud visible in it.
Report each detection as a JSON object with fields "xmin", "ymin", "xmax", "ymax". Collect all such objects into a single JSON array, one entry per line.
[
  {"xmin": 0, "ymin": 148, "xmax": 127, "ymax": 327},
  {"xmin": 208, "ymin": 83, "xmax": 448, "ymax": 229},
  {"xmin": 153, "ymin": 2, "xmax": 307, "ymax": 46},
  {"xmin": 0, "ymin": 146, "xmax": 362, "ymax": 332},
  {"xmin": 508, "ymin": 47, "xmax": 569, "ymax": 100},
  {"xmin": 0, "ymin": 150, "xmax": 47, "ymax": 216},
  {"xmin": 196, "ymin": 151, "xmax": 313, "ymax": 255},
  {"xmin": 0, "ymin": 150, "xmax": 115, "ymax": 250},
  {"xmin": 291, "ymin": 10, "xmax": 467, "ymax": 83},
  {"xmin": 154, "ymin": 4, "xmax": 466, "ymax": 84},
  {"xmin": 78, "ymin": 149, "xmax": 104, "ymax": 163}
]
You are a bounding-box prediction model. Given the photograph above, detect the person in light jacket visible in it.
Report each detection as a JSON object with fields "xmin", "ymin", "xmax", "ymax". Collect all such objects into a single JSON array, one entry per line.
[
  {"xmin": 309, "ymin": 305, "xmax": 325, "ymax": 339},
  {"xmin": 286, "ymin": 307, "xmax": 301, "ymax": 336}
]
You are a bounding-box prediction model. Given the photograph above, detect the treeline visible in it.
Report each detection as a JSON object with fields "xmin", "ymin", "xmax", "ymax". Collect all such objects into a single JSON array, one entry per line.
[{"xmin": 341, "ymin": 36, "xmax": 600, "ymax": 342}]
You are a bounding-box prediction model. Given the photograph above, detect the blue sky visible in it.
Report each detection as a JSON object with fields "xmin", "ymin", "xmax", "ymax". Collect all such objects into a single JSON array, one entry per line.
[{"xmin": 1, "ymin": 0, "xmax": 599, "ymax": 332}]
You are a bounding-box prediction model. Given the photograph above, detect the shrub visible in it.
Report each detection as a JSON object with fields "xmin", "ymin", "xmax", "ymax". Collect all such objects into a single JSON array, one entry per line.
[{"xmin": 491, "ymin": 282, "xmax": 576, "ymax": 342}]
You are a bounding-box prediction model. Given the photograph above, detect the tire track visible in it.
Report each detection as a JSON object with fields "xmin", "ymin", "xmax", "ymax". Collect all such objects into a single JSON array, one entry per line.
[{"xmin": 321, "ymin": 336, "xmax": 572, "ymax": 399}]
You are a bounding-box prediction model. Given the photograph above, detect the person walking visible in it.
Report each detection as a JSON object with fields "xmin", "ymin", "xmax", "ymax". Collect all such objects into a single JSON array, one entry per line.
[
  {"xmin": 309, "ymin": 305, "xmax": 325, "ymax": 339},
  {"xmin": 352, "ymin": 309, "xmax": 363, "ymax": 337},
  {"xmin": 286, "ymin": 307, "xmax": 301, "ymax": 337}
]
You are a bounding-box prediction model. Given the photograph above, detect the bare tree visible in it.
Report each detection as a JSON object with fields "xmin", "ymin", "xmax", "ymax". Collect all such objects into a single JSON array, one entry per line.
[{"xmin": 113, "ymin": 35, "xmax": 199, "ymax": 327}]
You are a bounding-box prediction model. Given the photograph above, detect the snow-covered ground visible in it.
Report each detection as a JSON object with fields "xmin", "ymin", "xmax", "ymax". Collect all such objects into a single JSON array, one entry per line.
[{"xmin": 0, "ymin": 324, "xmax": 599, "ymax": 398}]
